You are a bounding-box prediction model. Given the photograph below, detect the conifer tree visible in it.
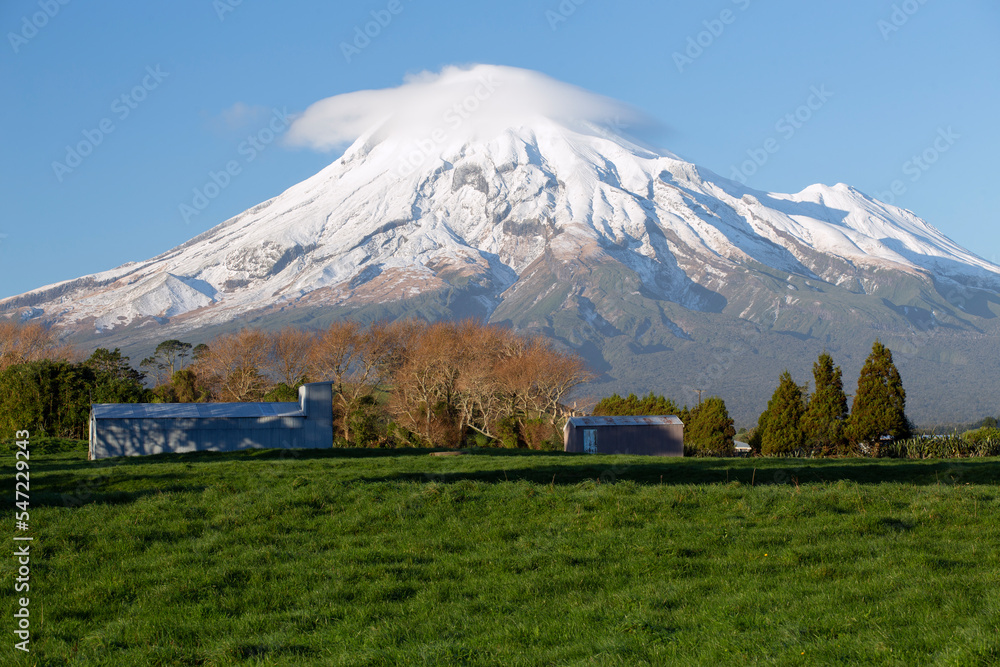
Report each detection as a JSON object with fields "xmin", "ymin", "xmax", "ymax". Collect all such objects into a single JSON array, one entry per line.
[
  {"xmin": 747, "ymin": 408, "xmax": 768, "ymax": 454},
  {"xmin": 761, "ymin": 371, "xmax": 806, "ymax": 455},
  {"xmin": 685, "ymin": 396, "xmax": 736, "ymax": 456},
  {"xmin": 141, "ymin": 340, "xmax": 193, "ymax": 385},
  {"xmin": 84, "ymin": 348, "xmax": 149, "ymax": 404},
  {"xmin": 847, "ymin": 340, "xmax": 909, "ymax": 447},
  {"xmin": 592, "ymin": 392, "xmax": 679, "ymax": 416},
  {"xmin": 801, "ymin": 351, "xmax": 849, "ymax": 454}
]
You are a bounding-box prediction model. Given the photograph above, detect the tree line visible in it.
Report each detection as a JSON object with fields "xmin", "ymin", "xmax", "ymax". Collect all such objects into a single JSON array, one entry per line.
[
  {"xmin": 750, "ymin": 340, "xmax": 910, "ymax": 456},
  {"xmin": 185, "ymin": 321, "xmax": 591, "ymax": 448},
  {"xmin": 0, "ymin": 319, "xmax": 591, "ymax": 449},
  {"xmin": 3, "ymin": 319, "xmax": 993, "ymax": 457},
  {"xmin": 586, "ymin": 340, "xmax": 925, "ymax": 458},
  {"xmin": 0, "ymin": 347, "xmax": 147, "ymax": 440}
]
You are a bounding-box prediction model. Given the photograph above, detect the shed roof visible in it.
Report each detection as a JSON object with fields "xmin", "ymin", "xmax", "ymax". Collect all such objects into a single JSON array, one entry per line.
[
  {"xmin": 567, "ymin": 415, "xmax": 683, "ymax": 427},
  {"xmin": 91, "ymin": 401, "xmax": 305, "ymax": 420}
]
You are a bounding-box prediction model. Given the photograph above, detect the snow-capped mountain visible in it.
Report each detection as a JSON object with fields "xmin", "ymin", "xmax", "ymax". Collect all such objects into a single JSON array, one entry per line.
[{"xmin": 5, "ymin": 65, "xmax": 1000, "ymax": 423}]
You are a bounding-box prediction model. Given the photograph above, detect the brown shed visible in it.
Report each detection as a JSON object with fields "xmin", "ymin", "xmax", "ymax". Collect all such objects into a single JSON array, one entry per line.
[{"xmin": 563, "ymin": 416, "xmax": 684, "ymax": 457}]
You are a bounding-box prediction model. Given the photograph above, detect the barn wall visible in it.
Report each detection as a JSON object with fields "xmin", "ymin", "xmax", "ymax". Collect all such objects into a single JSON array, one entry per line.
[
  {"xmin": 91, "ymin": 416, "xmax": 310, "ymax": 458},
  {"xmin": 89, "ymin": 383, "xmax": 334, "ymax": 459},
  {"xmin": 564, "ymin": 423, "xmax": 684, "ymax": 457}
]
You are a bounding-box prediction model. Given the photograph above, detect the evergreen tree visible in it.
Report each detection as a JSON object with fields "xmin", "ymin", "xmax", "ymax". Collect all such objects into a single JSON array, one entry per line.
[
  {"xmin": 801, "ymin": 351, "xmax": 849, "ymax": 454},
  {"xmin": 684, "ymin": 396, "xmax": 736, "ymax": 456},
  {"xmin": 151, "ymin": 369, "xmax": 210, "ymax": 403},
  {"xmin": 141, "ymin": 340, "xmax": 193, "ymax": 385},
  {"xmin": 0, "ymin": 360, "xmax": 96, "ymax": 439},
  {"xmin": 592, "ymin": 392, "xmax": 680, "ymax": 416},
  {"xmin": 1, "ymin": 353, "xmax": 151, "ymax": 439},
  {"xmin": 760, "ymin": 371, "xmax": 806, "ymax": 455},
  {"xmin": 85, "ymin": 348, "xmax": 149, "ymax": 404},
  {"xmin": 847, "ymin": 339, "xmax": 909, "ymax": 448},
  {"xmin": 262, "ymin": 382, "xmax": 300, "ymax": 403},
  {"xmin": 747, "ymin": 408, "xmax": 768, "ymax": 454},
  {"xmin": 677, "ymin": 405, "xmax": 691, "ymax": 428}
]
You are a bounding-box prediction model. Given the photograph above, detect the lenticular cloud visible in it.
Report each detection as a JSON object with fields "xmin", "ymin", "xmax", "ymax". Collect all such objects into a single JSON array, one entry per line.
[{"xmin": 285, "ymin": 64, "xmax": 661, "ymax": 152}]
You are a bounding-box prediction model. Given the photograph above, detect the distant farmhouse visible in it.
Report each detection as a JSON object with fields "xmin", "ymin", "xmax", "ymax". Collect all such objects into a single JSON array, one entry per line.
[
  {"xmin": 89, "ymin": 382, "xmax": 333, "ymax": 460},
  {"xmin": 564, "ymin": 416, "xmax": 684, "ymax": 456}
]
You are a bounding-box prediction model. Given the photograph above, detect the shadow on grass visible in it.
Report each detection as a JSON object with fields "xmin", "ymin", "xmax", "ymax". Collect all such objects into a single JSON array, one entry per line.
[
  {"xmin": 26, "ymin": 483, "xmax": 210, "ymax": 509},
  {"xmin": 12, "ymin": 444, "xmax": 453, "ymax": 475},
  {"xmin": 361, "ymin": 457, "xmax": 1000, "ymax": 488},
  {"xmin": 25, "ymin": 445, "xmax": 574, "ymax": 472},
  {"xmin": 10, "ymin": 444, "xmax": 1000, "ymax": 498}
]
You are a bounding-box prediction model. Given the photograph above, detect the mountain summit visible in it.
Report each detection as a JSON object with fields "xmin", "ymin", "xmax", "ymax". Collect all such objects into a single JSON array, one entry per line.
[{"xmin": 5, "ymin": 65, "xmax": 1000, "ymax": 423}]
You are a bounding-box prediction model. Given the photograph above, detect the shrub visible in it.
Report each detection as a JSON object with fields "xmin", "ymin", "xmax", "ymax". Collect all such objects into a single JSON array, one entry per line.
[
  {"xmin": 878, "ymin": 435, "xmax": 1000, "ymax": 459},
  {"xmin": 262, "ymin": 382, "xmax": 299, "ymax": 403},
  {"xmin": 963, "ymin": 427, "xmax": 1000, "ymax": 445},
  {"xmin": 522, "ymin": 418, "xmax": 562, "ymax": 451},
  {"xmin": 349, "ymin": 395, "xmax": 389, "ymax": 447}
]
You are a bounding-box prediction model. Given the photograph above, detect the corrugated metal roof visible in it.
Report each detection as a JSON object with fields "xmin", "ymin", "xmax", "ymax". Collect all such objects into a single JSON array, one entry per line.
[
  {"xmin": 568, "ymin": 415, "xmax": 683, "ymax": 427},
  {"xmin": 92, "ymin": 402, "xmax": 305, "ymax": 419}
]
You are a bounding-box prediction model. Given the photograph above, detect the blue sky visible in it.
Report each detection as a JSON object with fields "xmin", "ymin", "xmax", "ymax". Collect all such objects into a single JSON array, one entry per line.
[{"xmin": 2, "ymin": 0, "xmax": 998, "ymax": 299}]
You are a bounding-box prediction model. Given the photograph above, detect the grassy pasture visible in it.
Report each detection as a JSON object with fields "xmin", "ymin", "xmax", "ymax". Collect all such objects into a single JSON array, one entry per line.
[{"xmin": 2, "ymin": 441, "xmax": 999, "ymax": 665}]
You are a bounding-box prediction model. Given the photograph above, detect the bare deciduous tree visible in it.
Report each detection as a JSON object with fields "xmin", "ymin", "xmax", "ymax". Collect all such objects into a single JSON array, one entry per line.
[
  {"xmin": 386, "ymin": 320, "xmax": 591, "ymax": 447},
  {"xmin": 268, "ymin": 327, "xmax": 315, "ymax": 388},
  {"xmin": 0, "ymin": 320, "xmax": 71, "ymax": 371},
  {"xmin": 194, "ymin": 329, "xmax": 274, "ymax": 401},
  {"xmin": 174, "ymin": 318, "xmax": 591, "ymax": 449},
  {"xmin": 308, "ymin": 321, "xmax": 403, "ymax": 441},
  {"xmin": 389, "ymin": 321, "xmax": 466, "ymax": 446},
  {"xmin": 525, "ymin": 337, "xmax": 593, "ymax": 420}
]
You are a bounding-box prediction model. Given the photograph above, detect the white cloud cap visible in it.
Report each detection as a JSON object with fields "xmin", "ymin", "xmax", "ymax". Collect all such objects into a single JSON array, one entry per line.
[{"xmin": 286, "ymin": 64, "xmax": 662, "ymax": 153}]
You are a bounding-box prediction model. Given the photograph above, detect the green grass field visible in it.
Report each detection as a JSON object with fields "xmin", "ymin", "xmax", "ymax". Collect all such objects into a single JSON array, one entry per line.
[{"xmin": 2, "ymin": 442, "xmax": 999, "ymax": 665}]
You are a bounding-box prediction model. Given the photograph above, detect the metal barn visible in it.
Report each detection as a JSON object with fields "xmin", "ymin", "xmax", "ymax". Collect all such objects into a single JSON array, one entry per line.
[
  {"xmin": 89, "ymin": 382, "xmax": 334, "ymax": 460},
  {"xmin": 563, "ymin": 415, "xmax": 684, "ymax": 456}
]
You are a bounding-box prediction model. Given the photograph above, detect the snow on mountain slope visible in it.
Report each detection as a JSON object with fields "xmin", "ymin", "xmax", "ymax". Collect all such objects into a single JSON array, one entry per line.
[{"xmin": 4, "ymin": 64, "xmax": 999, "ymax": 334}]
